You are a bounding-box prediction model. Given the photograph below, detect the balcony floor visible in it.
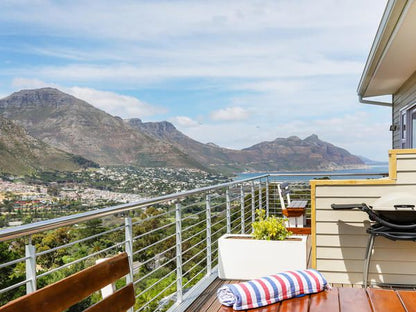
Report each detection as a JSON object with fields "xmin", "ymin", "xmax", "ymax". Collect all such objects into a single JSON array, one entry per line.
[{"xmin": 184, "ymin": 278, "xmax": 416, "ymax": 312}]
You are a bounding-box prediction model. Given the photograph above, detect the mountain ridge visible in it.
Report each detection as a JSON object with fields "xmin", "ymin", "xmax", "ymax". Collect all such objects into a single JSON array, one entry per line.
[
  {"xmin": 126, "ymin": 118, "xmax": 364, "ymax": 173},
  {"xmin": 0, "ymin": 88, "xmax": 365, "ymax": 174},
  {"xmin": 0, "ymin": 88, "xmax": 208, "ymax": 171},
  {"xmin": 0, "ymin": 115, "xmax": 98, "ymax": 175}
]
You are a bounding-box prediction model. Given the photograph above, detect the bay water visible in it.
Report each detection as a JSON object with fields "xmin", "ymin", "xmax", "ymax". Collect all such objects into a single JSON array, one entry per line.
[{"xmin": 233, "ymin": 165, "xmax": 389, "ymax": 182}]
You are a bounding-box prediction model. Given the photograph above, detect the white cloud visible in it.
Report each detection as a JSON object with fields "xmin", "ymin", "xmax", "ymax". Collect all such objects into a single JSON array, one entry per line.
[
  {"xmin": 69, "ymin": 87, "xmax": 166, "ymax": 118},
  {"xmin": 233, "ymin": 80, "xmax": 304, "ymax": 93},
  {"xmin": 170, "ymin": 116, "xmax": 199, "ymax": 128},
  {"xmin": 210, "ymin": 106, "xmax": 250, "ymax": 121},
  {"xmin": 0, "ymin": 1, "xmax": 385, "ymax": 42},
  {"xmin": 1, "ymin": 1, "xmax": 392, "ymax": 161},
  {"xmin": 11, "ymin": 78, "xmax": 165, "ymax": 118},
  {"xmin": 0, "ymin": 1, "xmax": 385, "ymax": 87},
  {"xmin": 12, "ymin": 78, "xmax": 58, "ymax": 89}
]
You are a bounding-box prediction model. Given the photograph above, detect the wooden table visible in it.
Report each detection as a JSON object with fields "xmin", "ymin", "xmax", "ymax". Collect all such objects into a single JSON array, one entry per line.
[{"xmin": 185, "ymin": 279, "xmax": 416, "ymax": 312}]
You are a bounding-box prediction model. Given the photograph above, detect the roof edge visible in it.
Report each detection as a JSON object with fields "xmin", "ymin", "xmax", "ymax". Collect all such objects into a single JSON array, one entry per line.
[{"xmin": 357, "ymin": 0, "xmax": 408, "ymax": 97}]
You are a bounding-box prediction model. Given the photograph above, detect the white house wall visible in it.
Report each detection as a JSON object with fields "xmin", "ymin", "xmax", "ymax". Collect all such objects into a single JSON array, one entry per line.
[{"xmin": 312, "ymin": 150, "xmax": 416, "ymax": 285}]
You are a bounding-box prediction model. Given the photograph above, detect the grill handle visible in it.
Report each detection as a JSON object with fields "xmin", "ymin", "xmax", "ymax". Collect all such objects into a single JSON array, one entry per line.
[
  {"xmin": 331, "ymin": 203, "xmax": 365, "ymax": 210},
  {"xmin": 394, "ymin": 204, "xmax": 415, "ymax": 209}
]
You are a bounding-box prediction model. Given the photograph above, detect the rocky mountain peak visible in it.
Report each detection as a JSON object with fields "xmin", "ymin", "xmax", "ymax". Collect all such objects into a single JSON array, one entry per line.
[
  {"xmin": 287, "ymin": 136, "xmax": 301, "ymax": 141},
  {"xmin": 127, "ymin": 119, "xmax": 178, "ymax": 138},
  {"xmin": 1, "ymin": 88, "xmax": 76, "ymax": 109},
  {"xmin": 127, "ymin": 118, "xmax": 143, "ymax": 127},
  {"xmin": 206, "ymin": 142, "xmax": 220, "ymax": 148},
  {"xmin": 304, "ymin": 134, "xmax": 320, "ymax": 143}
]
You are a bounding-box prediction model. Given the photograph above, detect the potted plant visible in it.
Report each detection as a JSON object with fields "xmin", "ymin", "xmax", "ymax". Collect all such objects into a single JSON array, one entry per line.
[{"xmin": 218, "ymin": 209, "xmax": 311, "ymax": 280}]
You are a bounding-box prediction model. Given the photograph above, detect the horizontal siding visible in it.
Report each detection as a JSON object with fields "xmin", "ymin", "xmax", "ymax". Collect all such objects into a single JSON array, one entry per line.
[
  {"xmin": 316, "ymin": 184, "xmax": 416, "ymax": 197},
  {"xmin": 315, "ymin": 197, "xmax": 379, "ymax": 208},
  {"xmin": 396, "ymin": 171, "xmax": 416, "ymax": 183},
  {"xmin": 316, "ymin": 210, "xmax": 368, "ymax": 222},
  {"xmin": 320, "ymin": 272, "xmax": 416, "ymax": 285},
  {"xmin": 317, "ymin": 247, "xmax": 365, "ymax": 260},
  {"xmin": 318, "ymin": 246, "xmax": 416, "ymax": 262},
  {"xmin": 396, "ymin": 153, "xmax": 416, "ymax": 183},
  {"xmin": 316, "ymin": 222, "xmax": 367, "ymax": 235},
  {"xmin": 397, "ymin": 158, "xmax": 416, "ymax": 170},
  {"xmin": 317, "ymin": 234, "xmax": 416, "ymax": 249},
  {"xmin": 393, "ymin": 70, "xmax": 416, "ymax": 149},
  {"xmin": 317, "ymin": 259, "xmax": 416, "ymax": 275},
  {"xmin": 315, "ymin": 155, "xmax": 416, "ymax": 285}
]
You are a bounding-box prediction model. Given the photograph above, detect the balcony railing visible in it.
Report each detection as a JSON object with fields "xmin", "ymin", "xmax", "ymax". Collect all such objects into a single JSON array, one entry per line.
[{"xmin": 0, "ymin": 172, "xmax": 386, "ymax": 311}]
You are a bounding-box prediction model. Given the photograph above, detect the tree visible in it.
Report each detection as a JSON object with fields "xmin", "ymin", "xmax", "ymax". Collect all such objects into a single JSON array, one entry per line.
[{"xmin": 0, "ymin": 242, "xmax": 25, "ymax": 305}]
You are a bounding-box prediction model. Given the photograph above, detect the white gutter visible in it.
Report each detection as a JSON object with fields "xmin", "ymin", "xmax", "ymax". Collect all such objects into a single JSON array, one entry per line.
[{"xmin": 358, "ymin": 95, "xmax": 392, "ymax": 107}]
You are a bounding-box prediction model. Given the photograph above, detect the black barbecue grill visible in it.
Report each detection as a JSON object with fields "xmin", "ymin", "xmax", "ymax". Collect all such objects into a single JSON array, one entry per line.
[{"xmin": 332, "ymin": 193, "xmax": 416, "ymax": 287}]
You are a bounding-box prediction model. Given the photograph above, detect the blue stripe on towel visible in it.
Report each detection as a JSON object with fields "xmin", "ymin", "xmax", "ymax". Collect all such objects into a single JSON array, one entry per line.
[
  {"xmin": 227, "ymin": 284, "xmax": 242, "ymax": 308},
  {"xmin": 216, "ymin": 269, "xmax": 328, "ymax": 311},
  {"xmin": 298, "ymin": 270, "xmax": 313, "ymax": 291},
  {"xmin": 264, "ymin": 276, "xmax": 279, "ymax": 298},
  {"xmin": 280, "ymin": 273, "xmax": 296, "ymax": 295},
  {"xmin": 247, "ymin": 280, "xmax": 262, "ymax": 304}
]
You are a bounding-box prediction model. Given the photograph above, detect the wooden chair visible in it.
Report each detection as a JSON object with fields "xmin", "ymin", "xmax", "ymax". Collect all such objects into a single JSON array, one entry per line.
[
  {"xmin": 277, "ymin": 182, "xmax": 308, "ymax": 228},
  {"xmin": 0, "ymin": 252, "xmax": 135, "ymax": 312}
]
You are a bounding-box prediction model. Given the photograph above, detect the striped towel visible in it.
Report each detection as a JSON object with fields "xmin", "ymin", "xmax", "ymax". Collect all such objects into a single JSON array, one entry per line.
[{"xmin": 217, "ymin": 269, "xmax": 328, "ymax": 310}]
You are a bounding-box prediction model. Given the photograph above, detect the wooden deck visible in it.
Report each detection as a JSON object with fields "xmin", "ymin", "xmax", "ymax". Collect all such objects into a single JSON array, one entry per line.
[{"xmin": 185, "ymin": 278, "xmax": 416, "ymax": 312}]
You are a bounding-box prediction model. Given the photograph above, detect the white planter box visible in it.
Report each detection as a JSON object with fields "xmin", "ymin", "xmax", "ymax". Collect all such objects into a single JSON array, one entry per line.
[{"xmin": 218, "ymin": 234, "xmax": 311, "ymax": 280}]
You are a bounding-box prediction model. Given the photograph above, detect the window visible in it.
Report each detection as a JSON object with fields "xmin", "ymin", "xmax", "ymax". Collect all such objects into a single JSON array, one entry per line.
[{"xmin": 400, "ymin": 105, "xmax": 416, "ymax": 148}]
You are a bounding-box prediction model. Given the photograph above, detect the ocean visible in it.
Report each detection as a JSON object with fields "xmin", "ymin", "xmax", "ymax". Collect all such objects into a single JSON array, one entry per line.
[{"xmin": 233, "ymin": 165, "xmax": 390, "ymax": 182}]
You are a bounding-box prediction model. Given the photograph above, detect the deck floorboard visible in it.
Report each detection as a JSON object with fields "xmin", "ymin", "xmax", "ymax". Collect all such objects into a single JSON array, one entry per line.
[{"xmin": 184, "ymin": 278, "xmax": 416, "ymax": 312}]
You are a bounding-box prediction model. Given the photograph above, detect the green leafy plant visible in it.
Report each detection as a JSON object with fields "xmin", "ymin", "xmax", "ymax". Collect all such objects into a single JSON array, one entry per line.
[{"xmin": 252, "ymin": 209, "xmax": 292, "ymax": 240}]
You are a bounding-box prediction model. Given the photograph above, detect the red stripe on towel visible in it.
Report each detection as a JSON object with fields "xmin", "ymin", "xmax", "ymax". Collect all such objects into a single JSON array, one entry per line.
[
  {"xmin": 305, "ymin": 270, "xmax": 321, "ymax": 290},
  {"xmin": 239, "ymin": 283, "xmax": 253, "ymax": 308},
  {"xmin": 272, "ymin": 274, "xmax": 288, "ymax": 300},
  {"xmin": 256, "ymin": 279, "xmax": 271, "ymax": 304},
  {"xmin": 289, "ymin": 271, "xmax": 304, "ymax": 294}
]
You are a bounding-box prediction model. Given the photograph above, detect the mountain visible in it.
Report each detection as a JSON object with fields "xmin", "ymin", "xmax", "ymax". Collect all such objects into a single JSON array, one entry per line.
[
  {"xmin": 126, "ymin": 118, "xmax": 242, "ymax": 170},
  {"xmin": 127, "ymin": 119, "xmax": 364, "ymax": 172},
  {"xmin": 0, "ymin": 115, "xmax": 97, "ymax": 175},
  {"xmin": 242, "ymin": 134, "xmax": 365, "ymax": 171},
  {"xmin": 0, "ymin": 88, "xmax": 206, "ymax": 170},
  {"xmin": 0, "ymin": 88, "xmax": 364, "ymax": 174}
]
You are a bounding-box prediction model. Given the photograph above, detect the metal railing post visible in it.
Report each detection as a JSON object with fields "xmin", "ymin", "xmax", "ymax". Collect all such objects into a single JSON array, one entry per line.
[
  {"xmin": 125, "ymin": 217, "xmax": 134, "ymax": 283},
  {"xmin": 258, "ymin": 181, "xmax": 262, "ymax": 211},
  {"xmin": 25, "ymin": 236, "xmax": 36, "ymax": 294},
  {"xmin": 206, "ymin": 194, "xmax": 212, "ymax": 276},
  {"xmin": 125, "ymin": 216, "xmax": 134, "ymax": 312},
  {"xmin": 240, "ymin": 185, "xmax": 245, "ymax": 234},
  {"xmin": 251, "ymin": 182, "xmax": 255, "ymax": 224},
  {"xmin": 266, "ymin": 177, "xmax": 270, "ymax": 217},
  {"xmin": 226, "ymin": 188, "xmax": 231, "ymax": 234},
  {"xmin": 175, "ymin": 203, "xmax": 183, "ymax": 303}
]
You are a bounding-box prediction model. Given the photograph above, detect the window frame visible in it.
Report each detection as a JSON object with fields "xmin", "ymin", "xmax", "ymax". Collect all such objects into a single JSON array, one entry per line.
[{"xmin": 400, "ymin": 104, "xmax": 416, "ymax": 148}]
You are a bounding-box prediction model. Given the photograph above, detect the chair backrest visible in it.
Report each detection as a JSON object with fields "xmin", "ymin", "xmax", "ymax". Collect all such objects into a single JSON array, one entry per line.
[
  {"xmin": 0, "ymin": 252, "xmax": 135, "ymax": 312},
  {"xmin": 277, "ymin": 182, "xmax": 291, "ymax": 210}
]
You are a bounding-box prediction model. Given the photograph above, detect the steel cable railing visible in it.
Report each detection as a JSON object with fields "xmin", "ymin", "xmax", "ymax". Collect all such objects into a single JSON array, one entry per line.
[{"xmin": 0, "ymin": 172, "xmax": 387, "ymax": 311}]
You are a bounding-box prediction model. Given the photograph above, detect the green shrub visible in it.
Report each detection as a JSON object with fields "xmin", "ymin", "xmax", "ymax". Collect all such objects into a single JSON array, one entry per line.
[{"xmin": 252, "ymin": 209, "xmax": 292, "ymax": 240}]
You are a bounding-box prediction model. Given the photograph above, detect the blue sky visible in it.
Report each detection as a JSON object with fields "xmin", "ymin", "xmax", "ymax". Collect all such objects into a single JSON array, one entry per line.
[{"xmin": 0, "ymin": 0, "xmax": 390, "ymax": 161}]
